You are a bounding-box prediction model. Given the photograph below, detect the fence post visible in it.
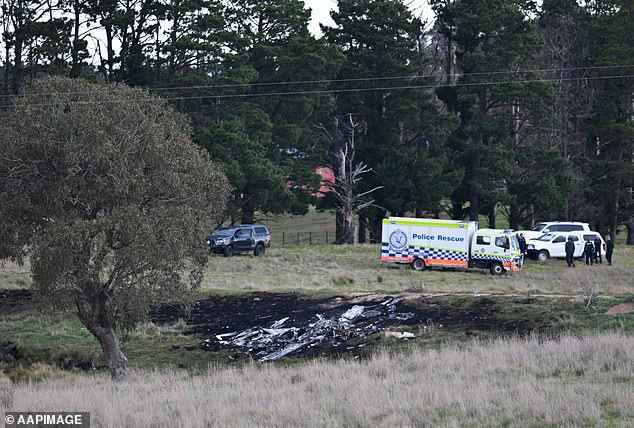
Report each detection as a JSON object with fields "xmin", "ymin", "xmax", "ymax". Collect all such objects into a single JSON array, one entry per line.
[
  {"xmin": 309, "ymin": 231, "xmax": 312, "ymax": 245},
  {"xmin": 326, "ymin": 231, "xmax": 328, "ymax": 244},
  {"xmin": 282, "ymin": 232, "xmax": 285, "ymax": 245},
  {"xmin": 297, "ymin": 232, "xmax": 300, "ymax": 245}
]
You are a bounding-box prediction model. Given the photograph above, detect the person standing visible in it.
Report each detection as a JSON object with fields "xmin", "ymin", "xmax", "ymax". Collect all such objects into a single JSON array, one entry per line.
[
  {"xmin": 584, "ymin": 238, "xmax": 595, "ymax": 265},
  {"xmin": 565, "ymin": 236, "xmax": 576, "ymax": 267},
  {"xmin": 594, "ymin": 236, "xmax": 603, "ymax": 264},
  {"xmin": 518, "ymin": 233, "xmax": 527, "ymax": 257},
  {"xmin": 605, "ymin": 235, "xmax": 615, "ymax": 266}
]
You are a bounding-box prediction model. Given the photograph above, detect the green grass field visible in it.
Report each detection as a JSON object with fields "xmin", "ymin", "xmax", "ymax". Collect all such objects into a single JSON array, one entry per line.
[
  {"xmin": 201, "ymin": 242, "xmax": 634, "ymax": 296},
  {"xmin": 266, "ymin": 207, "xmax": 337, "ymax": 245}
]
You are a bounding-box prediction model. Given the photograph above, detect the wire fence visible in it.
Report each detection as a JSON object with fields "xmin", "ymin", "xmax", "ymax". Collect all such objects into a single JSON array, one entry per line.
[{"xmin": 271, "ymin": 231, "xmax": 333, "ymax": 246}]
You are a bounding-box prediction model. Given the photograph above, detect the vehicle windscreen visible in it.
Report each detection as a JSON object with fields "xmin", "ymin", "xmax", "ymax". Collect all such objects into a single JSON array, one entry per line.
[
  {"xmin": 535, "ymin": 233, "xmax": 556, "ymax": 242},
  {"xmin": 213, "ymin": 229, "xmax": 236, "ymax": 237},
  {"xmin": 531, "ymin": 223, "xmax": 547, "ymax": 232}
]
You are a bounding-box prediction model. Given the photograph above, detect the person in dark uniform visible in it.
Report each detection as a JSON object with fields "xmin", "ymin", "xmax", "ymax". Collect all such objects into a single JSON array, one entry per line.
[
  {"xmin": 565, "ymin": 236, "xmax": 576, "ymax": 267},
  {"xmin": 593, "ymin": 236, "xmax": 603, "ymax": 264},
  {"xmin": 605, "ymin": 235, "xmax": 615, "ymax": 266},
  {"xmin": 584, "ymin": 238, "xmax": 594, "ymax": 265},
  {"xmin": 518, "ymin": 233, "xmax": 527, "ymax": 257}
]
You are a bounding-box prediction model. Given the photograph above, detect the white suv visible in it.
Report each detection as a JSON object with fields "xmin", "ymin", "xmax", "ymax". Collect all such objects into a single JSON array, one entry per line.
[
  {"xmin": 526, "ymin": 231, "xmax": 604, "ymax": 262},
  {"xmin": 521, "ymin": 221, "xmax": 590, "ymax": 241}
]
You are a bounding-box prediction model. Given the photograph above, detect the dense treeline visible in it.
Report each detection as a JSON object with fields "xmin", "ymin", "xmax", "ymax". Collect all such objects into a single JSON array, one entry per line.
[{"xmin": 1, "ymin": 0, "xmax": 632, "ymax": 243}]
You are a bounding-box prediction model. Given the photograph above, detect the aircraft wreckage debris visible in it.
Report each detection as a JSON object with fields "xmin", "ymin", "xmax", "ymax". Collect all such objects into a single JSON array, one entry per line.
[{"xmin": 202, "ymin": 298, "xmax": 415, "ymax": 362}]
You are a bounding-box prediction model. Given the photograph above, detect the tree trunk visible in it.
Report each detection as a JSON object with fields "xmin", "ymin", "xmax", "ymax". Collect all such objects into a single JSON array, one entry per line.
[
  {"xmin": 366, "ymin": 209, "xmax": 383, "ymax": 244},
  {"xmin": 96, "ymin": 326, "xmax": 129, "ymax": 382},
  {"xmin": 12, "ymin": 36, "xmax": 23, "ymax": 95},
  {"xmin": 610, "ymin": 146, "xmax": 624, "ymax": 243},
  {"xmin": 526, "ymin": 204, "xmax": 535, "ymax": 229},
  {"xmin": 105, "ymin": 24, "xmax": 115, "ymax": 81},
  {"xmin": 626, "ymin": 217, "xmax": 634, "ymax": 245},
  {"xmin": 609, "ymin": 184, "xmax": 620, "ymax": 242},
  {"xmin": 241, "ymin": 201, "xmax": 255, "ymax": 224},
  {"xmin": 450, "ymin": 196, "xmax": 464, "ymax": 220},
  {"xmin": 470, "ymin": 90, "xmax": 487, "ymax": 222},
  {"xmin": 2, "ymin": 29, "xmax": 9, "ymax": 96},
  {"xmin": 241, "ymin": 211, "xmax": 255, "ymax": 224},
  {"xmin": 335, "ymin": 211, "xmax": 344, "ymax": 243},
  {"xmin": 358, "ymin": 217, "xmax": 366, "ymax": 243},
  {"xmin": 70, "ymin": 0, "xmax": 82, "ymax": 78},
  {"xmin": 75, "ymin": 289, "xmax": 129, "ymax": 381},
  {"xmin": 487, "ymin": 205, "xmax": 496, "ymax": 229},
  {"xmin": 508, "ymin": 202, "xmax": 520, "ymax": 230},
  {"xmin": 341, "ymin": 212, "xmax": 355, "ymax": 244},
  {"xmin": 468, "ymin": 149, "xmax": 482, "ymax": 222}
]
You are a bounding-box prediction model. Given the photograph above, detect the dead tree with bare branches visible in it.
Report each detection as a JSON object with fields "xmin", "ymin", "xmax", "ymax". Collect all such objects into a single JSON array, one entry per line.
[{"xmin": 318, "ymin": 114, "xmax": 383, "ymax": 244}]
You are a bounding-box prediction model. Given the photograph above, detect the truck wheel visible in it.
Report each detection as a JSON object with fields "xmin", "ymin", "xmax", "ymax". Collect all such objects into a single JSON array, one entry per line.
[
  {"xmin": 489, "ymin": 262, "xmax": 504, "ymax": 275},
  {"xmin": 223, "ymin": 245, "xmax": 234, "ymax": 257},
  {"xmin": 254, "ymin": 243, "xmax": 265, "ymax": 256},
  {"xmin": 537, "ymin": 250, "xmax": 549, "ymax": 262},
  {"xmin": 410, "ymin": 258, "xmax": 426, "ymax": 271}
]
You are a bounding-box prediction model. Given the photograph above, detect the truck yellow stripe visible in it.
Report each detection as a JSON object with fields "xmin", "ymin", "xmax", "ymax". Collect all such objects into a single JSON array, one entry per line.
[{"xmin": 382, "ymin": 219, "xmax": 467, "ymax": 228}]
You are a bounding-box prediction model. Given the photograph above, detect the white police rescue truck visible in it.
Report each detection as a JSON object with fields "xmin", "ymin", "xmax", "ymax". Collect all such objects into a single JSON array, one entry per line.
[{"xmin": 381, "ymin": 217, "xmax": 523, "ymax": 275}]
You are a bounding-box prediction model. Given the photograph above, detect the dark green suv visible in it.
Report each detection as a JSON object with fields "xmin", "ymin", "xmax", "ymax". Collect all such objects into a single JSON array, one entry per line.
[{"xmin": 206, "ymin": 224, "xmax": 271, "ymax": 257}]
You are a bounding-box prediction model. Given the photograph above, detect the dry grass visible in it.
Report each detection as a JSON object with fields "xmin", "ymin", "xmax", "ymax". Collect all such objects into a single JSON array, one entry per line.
[
  {"xmin": 2, "ymin": 235, "xmax": 631, "ymax": 297},
  {"xmin": 0, "ymin": 260, "xmax": 31, "ymax": 290},
  {"xmin": 202, "ymin": 244, "xmax": 634, "ymax": 296},
  {"xmin": 2, "ymin": 332, "xmax": 632, "ymax": 427},
  {"xmin": 266, "ymin": 208, "xmax": 337, "ymax": 246}
]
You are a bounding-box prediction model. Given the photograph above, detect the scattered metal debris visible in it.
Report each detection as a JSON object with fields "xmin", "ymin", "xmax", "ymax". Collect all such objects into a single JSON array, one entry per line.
[
  {"xmin": 385, "ymin": 331, "xmax": 415, "ymax": 339},
  {"xmin": 203, "ymin": 298, "xmax": 414, "ymax": 362}
]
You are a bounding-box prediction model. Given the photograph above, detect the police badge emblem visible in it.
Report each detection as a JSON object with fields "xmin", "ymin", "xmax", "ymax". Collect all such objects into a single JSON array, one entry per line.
[{"xmin": 389, "ymin": 229, "xmax": 407, "ymax": 251}]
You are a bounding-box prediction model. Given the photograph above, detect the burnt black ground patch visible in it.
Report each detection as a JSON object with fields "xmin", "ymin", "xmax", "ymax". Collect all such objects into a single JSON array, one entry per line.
[
  {"xmin": 149, "ymin": 293, "xmax": 562, "ymax": 361},
  {"xmin": 0, "ymin": 289, "xmax": 34, "ymax": 315},
  {"xmin": 2, "ymin": 289, "xmax": 617, "ymax": 364},
  {"xmin": 205, "ymin": 297, "xmax": 418, "ymax": 362},
  {"xmin": 186, "ymin": 293, "xmax": 423, "ymax": 336}
]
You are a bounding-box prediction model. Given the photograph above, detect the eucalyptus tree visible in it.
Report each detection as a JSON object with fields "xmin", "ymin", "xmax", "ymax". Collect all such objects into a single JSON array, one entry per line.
[
  {"xmin": 0, "ymin": 77, "xmax": 230, "ymax": 380},
  {"xmin": 324, "ymin": 0, "xmax": 458, "ymax": 240}
]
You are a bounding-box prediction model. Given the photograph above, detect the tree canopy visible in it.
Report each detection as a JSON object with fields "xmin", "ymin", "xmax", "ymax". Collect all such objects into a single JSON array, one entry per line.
[{"xmin": 0, "ymin": 77, "xmax": 231, "ymax": 380}]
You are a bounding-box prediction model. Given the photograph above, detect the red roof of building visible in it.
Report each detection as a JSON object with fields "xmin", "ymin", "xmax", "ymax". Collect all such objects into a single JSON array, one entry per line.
[{"xmin": 314, "ymin": 166, "xmax": 334, "ymax": 198}]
